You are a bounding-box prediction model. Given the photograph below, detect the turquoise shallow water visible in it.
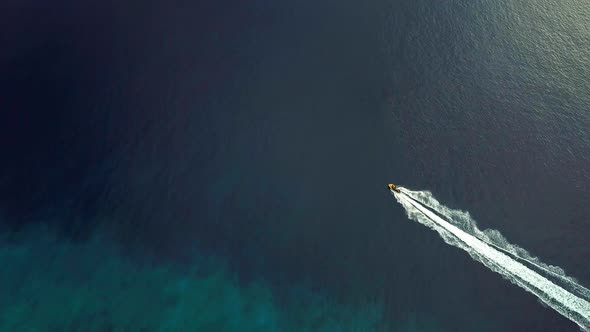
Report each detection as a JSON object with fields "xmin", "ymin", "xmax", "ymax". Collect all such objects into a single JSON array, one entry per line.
[{"xmin": 0, "ymin": 227, "xmax": 387, "ymax": 331}]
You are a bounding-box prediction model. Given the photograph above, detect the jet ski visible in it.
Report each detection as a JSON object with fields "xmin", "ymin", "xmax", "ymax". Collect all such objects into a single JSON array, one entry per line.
[{"xmin": 388, "ymin": 183, "xmax": 401, "ymax": 193}]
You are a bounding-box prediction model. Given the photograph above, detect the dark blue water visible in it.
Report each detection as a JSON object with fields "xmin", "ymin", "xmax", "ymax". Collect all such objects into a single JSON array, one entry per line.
[{"xmin": 1, "ymin": 0, "xmax": 589, "ymax": 331}]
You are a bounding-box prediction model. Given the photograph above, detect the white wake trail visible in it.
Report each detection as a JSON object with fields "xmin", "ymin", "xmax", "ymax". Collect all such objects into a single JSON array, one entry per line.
[
  {"xmin": 400, "ymin": 188, "xmax": 590, "ymax": 300},
  {"xmin": 392, "ymin": 189, "xmax": 590, "ymax": 331}
]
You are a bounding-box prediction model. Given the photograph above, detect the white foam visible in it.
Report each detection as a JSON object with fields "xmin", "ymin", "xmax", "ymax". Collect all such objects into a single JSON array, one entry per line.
[
  {"xmin": 392, "ymin": 190, "xmax": 590, "ymax": 330},
  {"xmin": 401, "ymin": 188, "xmax": 590, "ymax": 299}
]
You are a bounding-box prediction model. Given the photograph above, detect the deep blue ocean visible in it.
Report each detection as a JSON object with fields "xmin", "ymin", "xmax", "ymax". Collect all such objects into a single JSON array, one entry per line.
[{"xmin": 1, "ymin": 1, "xmax": 589, "ymax": 331}]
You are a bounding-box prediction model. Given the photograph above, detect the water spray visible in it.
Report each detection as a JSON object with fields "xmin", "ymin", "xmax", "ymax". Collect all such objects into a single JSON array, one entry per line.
[{"xmin": 390, "ymin": 187, "xmax": 590, "ymax": 330}]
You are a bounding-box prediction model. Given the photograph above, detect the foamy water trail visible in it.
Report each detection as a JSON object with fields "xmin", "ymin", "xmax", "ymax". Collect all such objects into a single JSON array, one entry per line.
[
  {"xmin": 400, "ymin": 188, "xmax": 590, "ymax": 300},
  {"xmin": 392, "ymin": 189, "xmax": 590, "ymax": 331}
]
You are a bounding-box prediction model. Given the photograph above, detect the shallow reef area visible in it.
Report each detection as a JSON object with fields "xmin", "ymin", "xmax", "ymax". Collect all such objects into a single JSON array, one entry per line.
[{"xmin": 0, "ymin": 226, "xmax": 387, "ymax": 332}]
